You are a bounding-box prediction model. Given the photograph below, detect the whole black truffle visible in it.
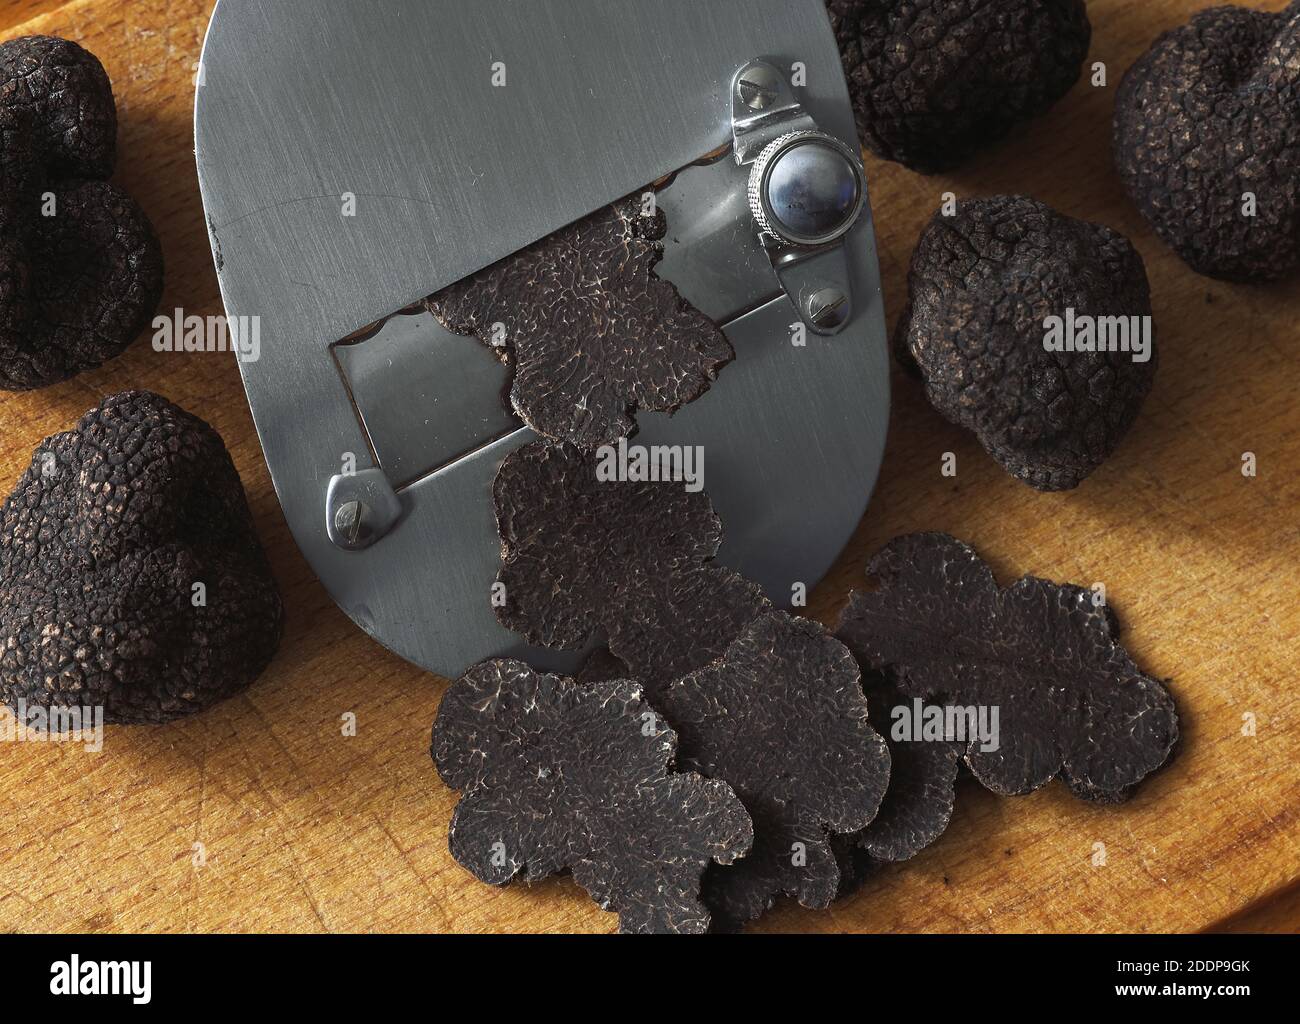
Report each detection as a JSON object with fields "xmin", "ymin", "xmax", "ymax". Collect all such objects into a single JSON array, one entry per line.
[
  {"xmin": 0, "ymin": 36, "xmax": 164, "ymax": 390},
  {"xmin": 1115, "ymin": 2, "xmax": 1300, "ymax": 282},
  {"xmin": 0, "ymin": 391, "xmax": 284, "ymax": 725},
  {"xmin": 828, "ymin": 0, "xmax": 1092, "ymax": 174},
  {"xmin": 896, "ymin": 195, "xmax": 1157, "ymax": 491}
]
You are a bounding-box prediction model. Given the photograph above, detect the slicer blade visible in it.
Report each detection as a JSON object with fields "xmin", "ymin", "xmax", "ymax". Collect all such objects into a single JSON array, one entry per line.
[{"xmin": 194, "ymin": 0, "xmax": 890, "ymax": 678}]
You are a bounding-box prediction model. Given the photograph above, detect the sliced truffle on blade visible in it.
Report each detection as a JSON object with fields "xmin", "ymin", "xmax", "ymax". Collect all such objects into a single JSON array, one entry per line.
[
  {"xmin": 836, "ymin": 533, "xmax": 1179, "ymax": 802},
  {"xmin": 660, "ymin": 610, "xmax": 891, "ymax": 931},
  {"xmin": 896, "ymin": 195, "xmax": 1157, "ymax": 491},
  {"xmin": 427, "ymin": 194, "xmax": 732, "ymax": 449},
  {"xmin": 1114, "ymin": 2, "xmax": 1300, "ymax": 282},
  {"xmin": 575, "ymin": 646, "xmax": 629, "ymax": 687},
  {"xmin": 0, "ymin": 36, "xmax": 163, "ymax": 391},
  {"xmin": 0, "ymin": 392, "xmax": 284, "ymax": 725},
  {"xmin": 430, "ymin": 659, "xmax": 753, "ymax": 934},
  {"xmin": 492, "ymin": 440, "xmax": 767, "ymax": 701},
  {"xmin": 854, "ymin": 671, "xmax": 962, "ymax": 863},
  {"xmin": 828, "ymin": 0, "xmax": 1092, "ymax": 174}
]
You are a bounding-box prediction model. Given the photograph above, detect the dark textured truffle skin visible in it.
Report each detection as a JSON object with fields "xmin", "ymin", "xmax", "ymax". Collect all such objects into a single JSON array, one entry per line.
[
  {"xmin": 662, "ymin": 611, "xmax": 890, "ymax": 931},
  {"xmin": 854, "ymin": 671, "xmax": 961, "ymax": 863},
  {"xmin": 0, "ymin": 391, "xmax": 284, "ymax": 725},
  {"xmin": 896, "ymin": 196, "xmax": 1157, "ymax": 491},
  {"xmin": 0, "ymin": 36, "xmax": 164, "ymax": 390},
  {"xmin": 828, "ymin": 0, "xmax": 1091, "ymax": 173},
  {"xmin": 427, "ymin": 194, "xmax": 732, "ymax": 449},
  {"xmin": 1114, "ymin": 2, "xmax": 1300, "ymax": 282},
  {"xmin": 492, "ymin": 441, "xmax": 767, "ymax": 701},
  {"xmin": 575, "ymin": 646, "xmax": 629, "ymax": 687},
  {"xmin": 431, "ymin": 660, "xmax": 753, "ymax": 934},
  {"xmin": 836, "ymin": 533, "xmax": 1179, "ymax": 802}
]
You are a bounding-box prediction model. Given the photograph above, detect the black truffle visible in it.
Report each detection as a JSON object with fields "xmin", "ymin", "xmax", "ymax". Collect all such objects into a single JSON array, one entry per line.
[
  {"xmin": 0, "ymin": 36, "xmax": 164, "ymax": 390},
  {"xmin": 492, "ymin": 440, "xmax": 767, "ymax": 702},
  {"xmin": 575, "ymin": 646, "xmax": 629, "ymax": 687},
  {"xmin": 854, "ymin": 670, "xmax": 962, "ymax": 863},
  {"xmin": 427, "ymin": 194, "xmax": 732, "ymax": 449},
  {"xmin": 896, "ymin": 195, "xmax": 1157, "ymax": 491},
  {"xmin": 1114, "ymin": 2, "xmax": 1300, "ymax": 282},
  {"xmin": 828, "ymin": 833, "xmax": 878, "ymax": 902},
  {"xmin": 828, "ymin": 0, "xmax": 1092, "ymax": 174},
  {"xmin": 836, "ymin": 533, "xmax": 1179, "ymax": 802},
  {"xmin": 660, "ymin": 610, "xmax": 890, "ymax": 930},
  {"xmin": 430, "ymin": 659, "xmax": 753, "ymax": 934},
  {"xmin": 0, "ymin": 391, "xmax": 284, "ymax": 725}
]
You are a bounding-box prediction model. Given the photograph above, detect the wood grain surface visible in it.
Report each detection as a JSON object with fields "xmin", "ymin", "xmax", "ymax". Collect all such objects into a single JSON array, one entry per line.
[{"xmin": 0, "ymin": 0, "xmax": 1296, "ymax": 935}]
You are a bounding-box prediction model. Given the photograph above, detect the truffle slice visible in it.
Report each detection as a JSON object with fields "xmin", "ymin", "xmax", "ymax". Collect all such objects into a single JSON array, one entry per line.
[
  {"xmin": 836, "ymin": 533, "xmax": 1179, "ymax": 801},
  {"xmin": 829, "ymin": 833, "xmax": 878, "ymax": 902},
  {"xmin": 896, "ymin": 195, "xmax": 1157, "ymax": 491},
  {"xmin": 660, "ymin": 611, "xmax": 890, "ymax": 931},
  {"xmin": 431, "ymin": 659, "xmax": 753, "ymax": 934},
  {"xmin": 828, "ymin": 0, "xmax": 1092, "ymax": 174},
  {"xmin": 1114, "ymin": 2, "xmax": 1300, "ymax": 282},
  {"xmin": 493, "ymin": 440, "xmax": 767, "ymax": 702},
  {"xmin": 854, "ymin": 671, "xmax": 962, "ymax": 863},
  {"xmin": 427, "ymin": 194, "xmax": 732, "ymax": 449},
  {"xmin": 0, "ymin": 392, "xmax": 284, "ymax": 724},
  {"xmin": 575, "ymin": 646, "xmax": 629, "ymax": 687},
  {"xmin": 0, "ymin": 36, "xmax": 164, "ymax": 390}
]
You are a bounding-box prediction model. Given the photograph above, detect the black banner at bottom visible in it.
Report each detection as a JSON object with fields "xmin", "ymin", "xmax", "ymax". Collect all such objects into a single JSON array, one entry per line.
[{"xmin": 1, "ymin": 932, "xmax": 1290, "ymax": 1011}]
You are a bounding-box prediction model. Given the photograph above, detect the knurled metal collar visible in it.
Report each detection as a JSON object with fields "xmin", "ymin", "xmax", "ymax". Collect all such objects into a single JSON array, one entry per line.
[{"xmin": 747, "ymin": 130, "xmax": 866, "ymax": 248}]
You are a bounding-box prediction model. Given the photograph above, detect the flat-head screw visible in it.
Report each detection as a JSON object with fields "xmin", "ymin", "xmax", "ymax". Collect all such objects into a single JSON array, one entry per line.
[
  {"xmin": 334, "ymin": 499, "xmax": 372, "ymax": 548},
  {"xmin": 806, "ymin": 288, "xmax": 849, "ymax": 331},
  {"xmin": 738, "ymin": 66, "xmax": 782, "ymax": 110}
]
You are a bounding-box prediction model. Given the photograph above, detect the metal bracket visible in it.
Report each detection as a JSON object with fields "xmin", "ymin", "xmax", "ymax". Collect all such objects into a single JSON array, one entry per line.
[
  {"xmin": 326, "ymin": 468, "xmax": 403, "ymax": 551},
  {"xmin": 772, "ymin": 243, "xmax": 856, "ymax": 334},
  {"xmin": 731, "ymin": 61, "xmax": 818, "ymax": 165},
  {"xmin": 732, "ymin": 59, "xmax": 864, "ymax": 336}
]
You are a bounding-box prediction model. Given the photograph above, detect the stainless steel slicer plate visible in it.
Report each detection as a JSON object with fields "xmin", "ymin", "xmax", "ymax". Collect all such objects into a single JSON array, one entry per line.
[{"xmin": 194, "ymin": 0, "xmax": 890, "ymax": 678}]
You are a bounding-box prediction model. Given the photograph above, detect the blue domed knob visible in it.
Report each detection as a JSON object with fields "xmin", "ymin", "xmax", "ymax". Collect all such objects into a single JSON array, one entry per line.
[{"xmin": 749, "ymin": 132, "xmax": 864, "ymax": 246}]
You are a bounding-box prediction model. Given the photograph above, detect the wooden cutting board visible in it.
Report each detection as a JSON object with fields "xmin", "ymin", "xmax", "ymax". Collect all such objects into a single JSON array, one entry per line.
[{"xmin": 0, "ymin": 0, "xmax": 1295, "ymax": 935}]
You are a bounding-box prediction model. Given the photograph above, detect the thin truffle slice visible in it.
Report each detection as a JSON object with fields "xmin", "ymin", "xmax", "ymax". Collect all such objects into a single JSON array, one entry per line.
[
  {"xmin": 828, "ymin": 0, "xmax": 1092, "ymax": 174},
  {"xmin": 896, "ymin": 195, "xmax": 1157, "ymax": 491},
  {"xmin": 836, "ymin": 533, "xmax": 1179, "ymax": 801},
  {"xmin": 829, "ymin": 833, "xmax": 878, "ymax": 902},
  {"xmin": 575, "ymin": 646, "xmax": 629, "ymax": 687},
  {"xmin": 661, "ymin": 611, "xmax": 890, "ymax": 930},
  {"xmin": 854, "ymin": 671, "xmax": 962, "ymax": 863},
  {"xmin": 0, "ymin": 36, "xmax": 164, "ymax": 390},
  {"xmin": 0, "ymin": 392, "xmax": 284, "ymax": 724},
  {"xmin": 427, "ymin": 194, "xmax": 732, "ymax": 449},
  {"xmin": 493, "ymin": 440, "xmax": 767, "ymax": 702},
  {"xmin": 431, "ymin": 660, "xmax": 753, "ymax": 934},
  {"xmin": 1115, "ymin": 2, "xmax": 1300, "ymax": 282}
]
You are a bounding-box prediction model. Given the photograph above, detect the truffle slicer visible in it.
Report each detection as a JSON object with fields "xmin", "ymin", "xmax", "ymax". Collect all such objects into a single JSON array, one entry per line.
[{"xmin": 194, "ymin": 0, "xmax": 889, "ymax": 678}]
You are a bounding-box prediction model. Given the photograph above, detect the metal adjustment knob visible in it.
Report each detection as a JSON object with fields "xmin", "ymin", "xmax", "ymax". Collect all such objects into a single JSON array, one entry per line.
[{"xmin": 747, "ymin": 130, "xmax": 865, "ymax": 248}]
